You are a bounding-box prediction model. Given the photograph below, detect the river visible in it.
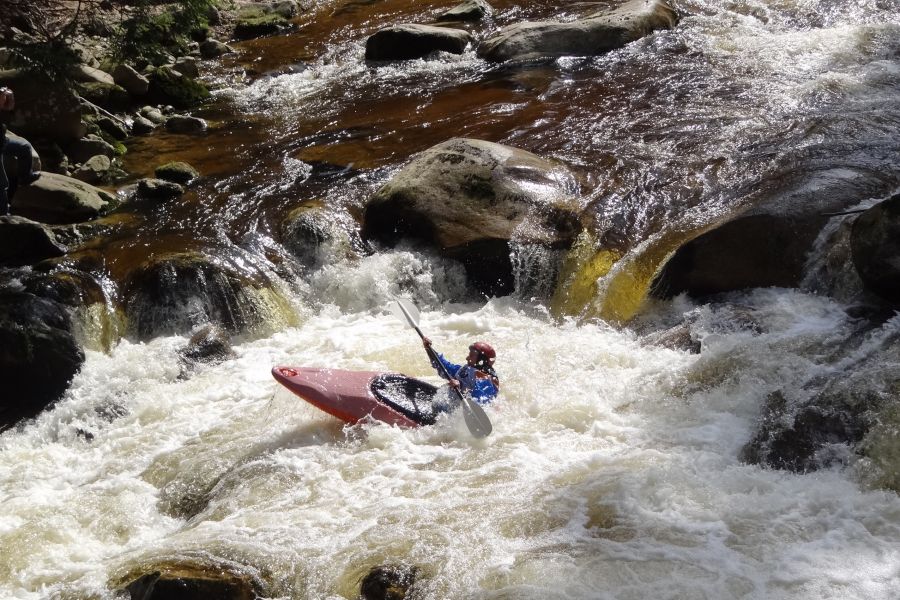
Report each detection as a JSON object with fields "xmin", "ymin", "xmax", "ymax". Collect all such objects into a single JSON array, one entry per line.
[{"xmin": 2, "ymin": 1, "xmax": 900, "ymax": 598}]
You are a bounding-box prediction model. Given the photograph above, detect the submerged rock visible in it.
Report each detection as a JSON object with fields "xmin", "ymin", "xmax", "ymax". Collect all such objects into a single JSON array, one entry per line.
[
  {"xmin": 850, "ymin": 192, "xmax": 900, "ymax": 304},
  {"xmin": 0, "ymin": 289, "xmax": 84, "ymax": 430},
  {"xmin": 363, "ymin": 137, "xmax": 581, "ymax": 296},
  {"xmin": 155, "ymin": 161, "xmax": 200, "ymax": 185},
  {"xmin": 478, "ymin": 0, "xmax": 679, "ymax": 62},
  {"xmin": 360, "ymin": 564, "xmax": 419, "ymax": 600},
  {"xmin": 365, "ymin": 24, "xmax": 472, "ymax": 61},
  {"xmin": 136, "ymin": 178, "xmax": 185, "ymax": 202},
  {"xmin": 178, "ymin": 323, "xmax": 235, "ymax": 365},
  {"xmin": 437, "ymin": 0, "xmax": 493, "ymax": 22},
  {"xmin": 123, "ymin": 566, "xmax": 261, "ymax": 600}
]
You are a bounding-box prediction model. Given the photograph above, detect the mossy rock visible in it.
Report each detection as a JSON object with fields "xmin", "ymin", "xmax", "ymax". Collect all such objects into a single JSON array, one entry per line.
[
  {"xmin": 233, "ymin": 9, "xmax": 291, "ymax": 40},
  {"xmin": 147, "ymin": 66, "xmax": 210, "ymax": 109},
  {"xmin": 76, "ymin": 82, "xmax": 133, "ymax": 112}
]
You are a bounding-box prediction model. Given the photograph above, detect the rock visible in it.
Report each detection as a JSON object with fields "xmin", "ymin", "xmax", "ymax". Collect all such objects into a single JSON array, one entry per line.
[
  {"xmin": 360, "ymin": 564, "xmax": 419, "ymax": 600},
  {"xmin": 199, "ymin": 39, "xmax": 234, "ymax": 59},
  {"xmin": 0, "ymin": 216, "xmax": 67, "ymax": 266},
  {"xmin": 136, "ymin": 178, "xmax": 185, "ymax": 202},
  {"xmin": 437, "ymin": 0, "xmax": 493, "ymax": 22},
  {"xmin": 154, "ymin": 161, "xmax": 200, "ymax": 185},
  {"xmin": 850, "ymin": 192, "xmax": 900, "ymax": 303},
  {"xmin": 0, "ymin": 289, "xmax": 84, "ymax": 429},
  {"xmin": 96, "ymin": 115, "xmax": 130, "ymax": 140},
  {"xmin": 12, "ymin": 172, "xmax": 116, "ymax": 224},
  {"xmin": 131, "ymin": 115, "xmax": 156, "ymax": 135},
  {"xmin": 233, "ymin": 4, "xmax": 294, "ymax": 40},
  {"xmin": 123, "ymin": 567, "xmax": 260, "ymax": 600},
  {"xmin": 112, "ymin": 63, "xmax": 150, "ymax": 96},
  {"xmin": 653, "ymin": 169, "xmax": 898, "ymax": 299},
  {"xmin": 121, "ymin": 249, "xmax": 288, "ymax": 339},
  {"xmin": 66, "ymin": 136, "xmax": 117, "ymax": 164},
  {"xmin": 172, "ymin": 56, "xmax": 200, "ymax": 79},
  {"xmin": 72, "ymin": 155, "xmax": 112, "ymax": 184},
  {"xmin": 147, "ymin": 66, "xmax": 210, "ymax": 109},
  {"xmin": 178, "ymin": 324, "xmax": 235, "ymax": 365},
  {"xmin": 478, "ymin": 0, "xmax": 679, "ymax": 62},
  {"xmin": 76, "ymin": 81, "xmax": 132, "ymax": 112},
  {"xmin": 282, "ymin": 202, "xmax": 355, "ymax": 267},
  {"xmin": 365, "ymin": 24, "xmax": 473, "ymax": 61},
  {"xmin": 165, "ymin": 115, "xmax": 208, "ymax": 134},
  {"xmin": 363, "ymin": 137, "xmax": 581, "ymax": 296},
  {"xmin": 0, "ymin": 70, "xmax": 85, "ymax": 142},
  {"xmin": 272, "ymin": 1, "xmax": 299, "ymax": 19},
  {"xmin": 70, "ymin": 64, "xmax": 115, "ymax": 85},
  {"xmin": 139, "ymin": 106, "xmax": 168, "ymax": 125}
]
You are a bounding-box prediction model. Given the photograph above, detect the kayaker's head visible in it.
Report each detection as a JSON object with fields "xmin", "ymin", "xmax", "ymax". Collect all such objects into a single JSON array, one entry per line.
[{"xmin": 467, "ymin": 341, "xmax": 496, "ymax": 369}]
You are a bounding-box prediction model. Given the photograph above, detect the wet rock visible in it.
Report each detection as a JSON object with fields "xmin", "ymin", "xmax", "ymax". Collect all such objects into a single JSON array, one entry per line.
[
  {"xmin": 139, "ymin": 106, "xmax": 168, "ymax": 125},
  {"xmin": 0, "ymin": 70, "xmax": 85, "ymax": 142},
  {"xmin": 123, "ymin": 566, "xmax": 260, "ymax": 600},
  {"xmin": 66, "ymin": 136, "xmax": 117, "ymax": 164},
  {"xmin": 365, "ymin": 24, "xmax": 472, "ymax": 61},
  {"xmin": 147, "ymin": 66, "xmax": 210, "ymax": 109},
  {"xmin": 360, "ymin": 564, "xmax": 419, "ymax": 600},
  {"xmin": 173, "ymin": 57, "xmax": 201, "ymax": 79},
  {"xmin": 112, "ymin": 63, "xmax": 150, "ymax": 96},
  {"xmin": 155, "ymin": 161, "xmax": 200, "ymax": 185},
  {"xmin": 136, "ymin": 178, "xmax": 185, "ymax": 202},
  {"xmin": 640, "ymin": 321, "xmax": 700, "ymax": 353},
  {"xmin": 72, "ymin": 155, "xmax": 112, "ymax": 184},
  {"xmin": 131, "ymin": 115, "xmax": 156, "ymax": 135},
  {"xmin": 122, "ymin": 249, "xmax": 285, "ymax": 339},
  {"xmin": 12, "ymin": 172, "xmax": 116, "ymax": 224},
  {"xmin": 0, "ymin": 289, "xmax": 84, "ymax": 430},
  {"xmin": 233, "ymin": 4, "xmax": 294, "ymax": 40},
  {"xmin": 165, "ymin": 115, "xmax": 208, "ymax": 134},
  {"xmin": 363, "ymin": 137, "xmax": 581, "ymax": 296},
  {"xmin": 282, "ymin": 202, "xmax": 356, "ymax": 267},
  {"xmin": 178, "ymin": 324, "xmax": 235, "ymax": 365},
  {"xmin": 199, "ymin": 39, "xmax": 234, "ymax": 58},
  {"xmin": 437, "ymin": 0, "xmax": 493, "ymax": 22},
  {"xmin": 850, "ymin": 192, "xmax": 900, "ymax": 303},
  {"xmin": 653, "ymin": 168, "xmax": 898, "ymax": 299},
  {"xmin": 478, "ymin": 0, "xmax": 678, "ymax": 62},
  {"xmin": 0, "ymin": 216, "xmax": 67, "ymax": 266}
]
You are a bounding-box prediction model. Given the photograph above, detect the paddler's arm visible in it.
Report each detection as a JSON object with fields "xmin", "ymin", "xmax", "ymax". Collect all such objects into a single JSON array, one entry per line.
[{"xmin": 423, "ymin": 337, "xmax": 462, "ymax": 384}]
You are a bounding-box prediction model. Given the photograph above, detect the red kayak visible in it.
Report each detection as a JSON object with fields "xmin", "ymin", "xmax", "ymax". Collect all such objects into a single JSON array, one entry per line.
[{"xmin": 272, "ymin": 366, "xmax": 453, "ymax": 427}]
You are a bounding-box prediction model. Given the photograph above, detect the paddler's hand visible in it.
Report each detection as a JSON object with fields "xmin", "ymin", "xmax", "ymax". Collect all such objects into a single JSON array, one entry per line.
[
  {"xmin": 448, "ymin": 378, "xmax": 460, "ymax": 389},
  {"xmin": 423, "ymin": 337, "xmax": 432, "ymax": 349}
]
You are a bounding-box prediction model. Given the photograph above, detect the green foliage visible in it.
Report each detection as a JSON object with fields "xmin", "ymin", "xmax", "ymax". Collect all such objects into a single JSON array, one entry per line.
[
  {"xmin": 7, "ymin": 39, "xmax": 81, "ymax": 85},
  {"xmin": 112, "ymin": 0, "xmax": 217, "ymax": 64}
]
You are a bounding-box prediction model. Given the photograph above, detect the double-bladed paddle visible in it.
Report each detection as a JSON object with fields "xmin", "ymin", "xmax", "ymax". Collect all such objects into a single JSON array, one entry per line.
[{"xmin": 390, "ymin": 298, "xmax": 493, "ymax": 438}]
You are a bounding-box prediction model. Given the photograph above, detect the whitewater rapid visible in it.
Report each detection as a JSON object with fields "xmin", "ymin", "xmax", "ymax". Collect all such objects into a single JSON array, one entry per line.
[{"xmin": 2, "ymin": 252, "xmax": 899, "ymax": 599}]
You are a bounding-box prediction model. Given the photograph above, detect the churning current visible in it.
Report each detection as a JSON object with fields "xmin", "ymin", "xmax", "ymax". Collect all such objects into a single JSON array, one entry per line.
[{"xmin": 3, "ymin": 0, "xmax": 900, "ymax": 599}]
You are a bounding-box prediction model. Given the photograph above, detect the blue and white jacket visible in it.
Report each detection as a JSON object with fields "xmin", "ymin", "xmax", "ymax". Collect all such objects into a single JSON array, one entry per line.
[{"xmin": 429, "ymin": 352, "xmax": 499, "ymax": 405}]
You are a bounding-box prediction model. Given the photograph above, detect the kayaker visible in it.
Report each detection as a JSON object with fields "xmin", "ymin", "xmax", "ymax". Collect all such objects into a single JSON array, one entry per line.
[{"xmin": 422, "ymin": 338, "xmax": 499, "ymax": 405}]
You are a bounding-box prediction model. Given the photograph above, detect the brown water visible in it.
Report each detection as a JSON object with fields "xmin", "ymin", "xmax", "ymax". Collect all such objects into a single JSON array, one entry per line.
[{"xmin": 98, "ymin": 0, "xmax": 900, "ymax": 323}]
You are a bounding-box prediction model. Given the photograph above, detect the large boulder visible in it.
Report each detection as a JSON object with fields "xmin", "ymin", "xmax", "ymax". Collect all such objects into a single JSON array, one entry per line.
[
  {"xmin": 121, "ymin": 249, "xmax": 294, "ymax": 339},
  {"xmin": 146, "ymin": 66, "xmax": 210, "ymax": 109},
  {"xmin": 0, "ymin": 70, "xmax": 85, "ymax": 142},
  {"xmin": 122, "ymin": 566, "xmax": 261, "ymax": 600},
  {"xmin": 363, "ymin": 138, "xmax": 582, "ymax": 296},
  {"xmin": 112, "ymin": 63, "xmax": 150, "ymax": 96},
  {"xmin": 850, "ymin": 192, "xmax": 900, "ymax": 303},
  {"xmin": 0, "ymin": 289, "xmax": 85, "ymax": 429},
  {"xmin": 478, "ymin": 0, "xmax": 678, "ymax": 62},
  {"xmin": 365, "ymin": 24, "xmax": 472, "ymax": 61},
  {"xmin": 233, "ymin": 3, "xmax": 294, "ymax": 40},
  {"xmin": 11, "ymin": 172, "xmax": 116, "ymax": 224},
  {"xmin": 0, "ymin": 216, "xmax": 67, "ymax": 266}
]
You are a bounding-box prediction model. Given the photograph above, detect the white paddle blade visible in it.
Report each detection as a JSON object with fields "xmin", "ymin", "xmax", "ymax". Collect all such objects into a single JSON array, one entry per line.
[{"xmin": 390, "ymin": 298, "xmax": 420, "ymax": 328}]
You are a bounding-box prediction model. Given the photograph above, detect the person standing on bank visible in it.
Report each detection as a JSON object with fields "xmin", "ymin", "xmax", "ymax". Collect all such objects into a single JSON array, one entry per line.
[
  {"xmin": 423, "ymin": 337, "xmax": 500, "ymax": 405},
  {"xmin": 0, "ymin": 86, "xmax": 41, "ymax": 216}
]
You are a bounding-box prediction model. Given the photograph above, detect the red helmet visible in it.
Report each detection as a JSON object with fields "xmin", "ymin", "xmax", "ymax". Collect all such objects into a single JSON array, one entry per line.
[{"xmin": 469, "ymin": 341, "xmax": 496, "ymax": 361}]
